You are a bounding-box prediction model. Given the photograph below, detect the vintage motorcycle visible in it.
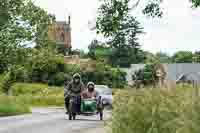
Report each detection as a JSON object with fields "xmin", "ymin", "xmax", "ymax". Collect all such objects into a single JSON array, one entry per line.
[{"xmin": 68, "ymin": 95, "xmax": 104, "ymax": 120}]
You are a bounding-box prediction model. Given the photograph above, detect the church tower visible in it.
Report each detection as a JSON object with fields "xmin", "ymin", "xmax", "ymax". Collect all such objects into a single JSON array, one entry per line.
[{"xmin": 48, "ymin": 15, "xmax": 72, "ymax": 55}]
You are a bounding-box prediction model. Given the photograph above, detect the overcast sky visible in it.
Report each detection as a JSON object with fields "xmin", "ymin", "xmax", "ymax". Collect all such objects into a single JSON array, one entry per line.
[{"xmin": 35, "ymin": 0, "xmax": 200, "ymax": 55}]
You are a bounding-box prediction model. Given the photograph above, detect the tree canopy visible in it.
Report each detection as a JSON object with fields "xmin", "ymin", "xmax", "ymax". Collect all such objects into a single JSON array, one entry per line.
[
  {"xmin": 0, "ymin": 0, "xmax": 54, "ymax": 72},
  {"xmin": 172, "ymin": 51, "xmax": 193, "ymax": 63}
]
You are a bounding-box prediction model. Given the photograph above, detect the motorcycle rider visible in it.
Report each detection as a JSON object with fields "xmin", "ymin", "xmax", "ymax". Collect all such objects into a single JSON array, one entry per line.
[
  {"xmin": 64, "ymin": 73, "xmax": 85, "ymax": 114},
  {"xmin": 82, "ymin": 82, "xmax": 103, "ymax": 113},
  {"xmin": 82, "ymin": 82, "xmax": 97, "ymax": 99}
]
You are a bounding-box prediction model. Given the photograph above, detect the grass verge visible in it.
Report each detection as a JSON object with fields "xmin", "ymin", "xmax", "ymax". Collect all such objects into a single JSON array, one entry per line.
[
  {"xmin": 0, "ymin": 95, "xmax": 30, "ymax": 117},
  {"xmin": 12, "ymin": 83, "xmax": 64, "ymax": 107}
]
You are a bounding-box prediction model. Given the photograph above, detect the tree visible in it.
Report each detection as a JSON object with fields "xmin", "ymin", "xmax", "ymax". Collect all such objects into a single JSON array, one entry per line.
[
  {"xmin": 95, "ymin": 0, "xmax": 200, "ymax": 67},
  {"xmin": 193, "ymin": 51, "xmax": 200, "ymax": 63},
  {"xmin": 155, "ymin": 52, "xmax": 172, "ymax": 63},
  {"xmin": 172, "ymin": 51, "xmax": 193, "ymax": 63},
  {"xmin": 96, "ymin": 0, "xmax": 163, "ymax": 37},
  {"xmin": 88, "ymin": 39, "xmax": 99, "ymax": 59},
  {"xmin": 191, "ymin": 0, "xmax": 200, "ymax": 7},
  {"xmin": 97, "ymin": 1, "xmax": 145, "ymax": 67},
  {"xmin": 27, "ymin": 48, "xmax": 64, "ymax": 83},
  {"xmin": 0, "ymin": 0, "xmax": 54, "ymax": 72},
  {"xmin": 79, "ymin": 50, "xmax": 89, "ymax": 59}
]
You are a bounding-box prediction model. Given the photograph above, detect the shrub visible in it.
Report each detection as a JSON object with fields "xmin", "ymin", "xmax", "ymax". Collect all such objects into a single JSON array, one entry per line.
[
  {"xmin": 0, "ymin": 74, "xmax": 3, "ymax": 92},
  {"xmin": 80, "ymin": 63, "xmax": 127, "ymax": 88},
  {"xmin": 14, "ymin": 66, "xmax": 30, "ymax": 82},
  {"xmin": 134, "ymin": 63, "xmax": 158, "ymax": 87},
  {"xmin": 64, "ymin": 64, "xmax": 81, "ymax": 75},
  {"xmin": 112, "ymin": 87, "xmax": 200, "ymax": 133},
  {"xmin": 48, "ymin": 72, "xmax": 65, "ymax": 86},
  {"xmin": 1, "ymin": 72, "xmax": 15, "ymax": 95}
]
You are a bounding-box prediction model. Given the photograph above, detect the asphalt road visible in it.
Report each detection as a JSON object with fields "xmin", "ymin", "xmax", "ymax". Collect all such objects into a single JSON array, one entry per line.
[{"xmin": 0, "ymin": 108, "xmax": 111, "ymax": 133}]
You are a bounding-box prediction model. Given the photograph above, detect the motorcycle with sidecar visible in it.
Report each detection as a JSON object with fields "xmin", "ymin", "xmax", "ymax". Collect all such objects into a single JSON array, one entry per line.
[{"xmin": 68, "ymin": 95, "xmax": 104, "ymax": 120}]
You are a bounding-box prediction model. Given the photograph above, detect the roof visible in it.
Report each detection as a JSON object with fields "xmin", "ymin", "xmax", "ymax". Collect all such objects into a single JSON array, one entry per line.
[
  {"xmin": 56, "ymin": 21, "xmax": 68, "ymax": 25},
  {"xmin": 55, "ymin": 21, "xmax": 70, "ymax": 30},
  {"xmin": 120, "ymin": 63, "xmax": 200, "ymax": 82},
  {"xmin": 163, "ymin": 63, "xmax": 200, "ymax": 81}
]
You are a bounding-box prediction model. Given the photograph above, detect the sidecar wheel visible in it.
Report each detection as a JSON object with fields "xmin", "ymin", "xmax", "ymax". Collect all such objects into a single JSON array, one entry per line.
[{"xmin": 99, "ymin": 111, "xmax": 103, "ymax": 120}]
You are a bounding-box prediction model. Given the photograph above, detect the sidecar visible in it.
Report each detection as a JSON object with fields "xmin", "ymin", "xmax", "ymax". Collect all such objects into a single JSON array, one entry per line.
[{"xmin": 68, "ymin": 96, "xmax": 103, "ymax": 120}]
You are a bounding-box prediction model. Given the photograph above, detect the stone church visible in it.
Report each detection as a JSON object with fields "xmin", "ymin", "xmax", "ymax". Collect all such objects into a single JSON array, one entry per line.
[{"xmin": 48, "ymin": 16, "xmax": 72, "ymax": 55}]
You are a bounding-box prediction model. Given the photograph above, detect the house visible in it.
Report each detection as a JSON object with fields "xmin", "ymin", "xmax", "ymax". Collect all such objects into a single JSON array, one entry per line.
[
  {"xmin": 48, "ymin": 16, "xmax": 72, "ymax": 55},
  {"xmin": 120, "ymin": 63, "xmax": 200, "ymax": 88},
  {"xmin": 157, "ymin": 63, "xmax": 200, "ymax": 89}
]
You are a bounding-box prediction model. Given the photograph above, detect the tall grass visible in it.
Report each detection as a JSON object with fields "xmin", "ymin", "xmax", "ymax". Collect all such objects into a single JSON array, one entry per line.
[{"xmin": 111, "ymin": 86, "xmax": 200, "ymax": 133}]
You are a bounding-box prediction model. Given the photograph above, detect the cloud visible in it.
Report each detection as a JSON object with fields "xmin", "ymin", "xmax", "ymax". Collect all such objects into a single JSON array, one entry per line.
[
  {"xmin": 138, "ymin": 0, "xmax": 200, "ymax": 55},
  {"xmin": 34, "ymin": 0, "xmax": 200, "ymax": 54}
]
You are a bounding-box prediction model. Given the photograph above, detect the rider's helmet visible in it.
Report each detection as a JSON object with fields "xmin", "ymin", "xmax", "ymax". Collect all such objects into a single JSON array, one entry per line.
[
  {"xmin": 73, "ymin": 73, "xmax": 81, "ymax": 84},
  {"xmin": 87, "ymin": 82, "xmax": 95, "ymax": 92}
]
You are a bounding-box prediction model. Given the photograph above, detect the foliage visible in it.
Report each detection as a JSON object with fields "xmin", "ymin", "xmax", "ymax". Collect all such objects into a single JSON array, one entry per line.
[
  {"xmin": 0, "ymin": 95, "xmax": 30, "ymax": 116},
  {"xmin": 88, "ymin": 39, "xmax": 111, "ymax": 61},
  {"xmin": 1, "ymin": 66, "xmax": 18, "ymax": 95},
  {"xmin": 108, "ymin": 16, "xmax": 144, "ymax": 67},
  {"xmin": 26, "ymin": 48, "xmax": 65, "ymax": 85},
  {"xmin": 112, "ymin": 87, "xmax": 200, "ymax": 133},
  {"xmin": 79, "ymin": 50, "xmax": 89, "ymax": 59},
  {"xmin": 48, "ymin": 72, "xmax": 65, "ymax": 86},
  {"xmin": 133, "ymin": 63, "xmax": 157, "ymax": 86},
  {"xmin": 88, "ymin": 39, "xmax": 103, "ymax": 60},
  {"xmin": 172, "ymin": 51, "xmax": 193, "ymax": 63},
  {"xmin": 96, "ymin": 0, "xmax": 148, "ymax": 67},
  {"xmin": 95, "ymin": 0, "xmax": 200, "ymax": 66},
  {"xmin": 81, "ymin": 62, "xmax": 127, "ymax": 88},
  {"xmin": 144, "ymin": 51, "xmax": 158, "ymax": 63},
  {"xmin": 64, "ymin": 64, "xmax": 81, "ymax": 76},
  {"xmin": 0, "ymin": 74, "xmax": 4, "ymax": 90},
  {"xmin": 155, "ymin": 52, "xmax": 172, "ymax": 63},
  {"xmin": 191, "ymin": 0, "xmax": 200, "ymax": 7},
  {"xmin": 95, "ymin": 47, "xmax": 111, "ymax": 61},
  {"xmin": 96, "ymin": 0, "xmax": 162, "ymax": 37},
  {"xmin": 193, "ymin": 51, "xmax": 200, "ymax": 63},
  {"xmin": 0, "ymin": 0, "xmax": 54, "ymax": 72},
  {"xmin": 1, "ymin": 47, "xmax": 68, "ymax": 87}
]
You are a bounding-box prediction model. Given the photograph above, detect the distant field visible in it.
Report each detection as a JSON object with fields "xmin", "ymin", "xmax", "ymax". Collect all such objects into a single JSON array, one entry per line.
[
  {"xmin": 0, "ymin": 82, "xmax": 64, "ymax": 116},
  {"xmin": 11, "ymin": 83, "xmax": 64, "ymax": 107}
]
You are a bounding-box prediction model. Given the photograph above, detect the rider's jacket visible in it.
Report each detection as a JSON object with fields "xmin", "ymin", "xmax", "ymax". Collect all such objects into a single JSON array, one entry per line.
[{"xmin": 64, "ymin": 81, "xmax": 85, "ymax": 98}]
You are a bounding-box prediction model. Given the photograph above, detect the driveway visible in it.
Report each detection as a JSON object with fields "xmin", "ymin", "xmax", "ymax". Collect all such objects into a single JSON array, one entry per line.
[{"xmin": 0, "ymin": 107, "xmax": 111, "ymax": 133}]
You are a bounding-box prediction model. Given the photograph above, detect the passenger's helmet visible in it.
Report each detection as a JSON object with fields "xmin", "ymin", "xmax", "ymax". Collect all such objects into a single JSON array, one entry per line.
[{"xmin": 87, "ymin": 82, "xmax": 95, "ymax": 92}]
